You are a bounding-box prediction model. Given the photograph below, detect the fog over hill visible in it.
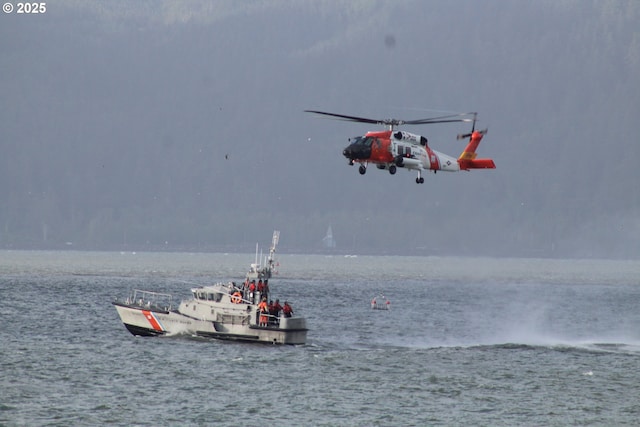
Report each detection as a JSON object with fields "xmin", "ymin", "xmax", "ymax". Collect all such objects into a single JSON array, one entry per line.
[{"xmin": 1, "ymin": 0, "xmax": 639, "ymax": 258}]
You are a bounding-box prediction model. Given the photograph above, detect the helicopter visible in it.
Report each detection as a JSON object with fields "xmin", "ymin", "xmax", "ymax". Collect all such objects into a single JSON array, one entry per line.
[{"xmin": 305, "ymin": 110, "xmax": 495, "ymax": 183}]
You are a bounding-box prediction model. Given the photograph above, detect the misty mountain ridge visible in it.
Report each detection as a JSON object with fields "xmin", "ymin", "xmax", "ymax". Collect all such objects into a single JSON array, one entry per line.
[{"xmin": 1, "ymin": 1, "xmax": 638, "ymax": 258}]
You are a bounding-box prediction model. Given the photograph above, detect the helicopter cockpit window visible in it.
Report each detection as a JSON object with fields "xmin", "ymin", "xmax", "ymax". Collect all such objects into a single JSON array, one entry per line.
[
  {"xmin": 360, "ymin": 137, "xmax": 374, "ymax": 146},
  {"xmin": 349, "ymin": 136, "xmax": 374, "ymax": 147}
]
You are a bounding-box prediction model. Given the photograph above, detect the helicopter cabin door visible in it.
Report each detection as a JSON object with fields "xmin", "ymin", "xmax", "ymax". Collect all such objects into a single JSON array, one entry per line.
[{"xmin": 393, "ymin": 143, "xmax": 412, "ymax": 159}]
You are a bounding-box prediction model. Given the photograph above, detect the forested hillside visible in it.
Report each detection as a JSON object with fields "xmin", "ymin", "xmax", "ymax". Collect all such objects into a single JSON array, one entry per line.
[{"xmin": 1, "ymin": 0, "xmax": 638, "ymax": 258}]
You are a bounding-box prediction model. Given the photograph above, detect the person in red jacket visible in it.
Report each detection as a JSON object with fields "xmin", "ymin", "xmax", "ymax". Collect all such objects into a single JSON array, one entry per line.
[
  {"xmin": 282, "ymin": 301, "xmax": 293, "ymax": 318},
  {"xmin": 272, "ymin": 299, "xmax": 283, "ymax": 317},
  {"xmin": 269, "ymin": 299, "xmax": 283, "ymax": 325}
]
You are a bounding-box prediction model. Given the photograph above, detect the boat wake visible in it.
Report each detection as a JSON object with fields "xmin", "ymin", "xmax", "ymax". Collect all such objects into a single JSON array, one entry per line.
[
  {"xmin": 470, "ymin": 340, "xmax": 640, "ymax": 354},
  {"xmin": 447, "ymin": 339, "xmax": 640, "ymax": 355},
  {"xmin": 314, "ymin": 335, "xmax": 640, "ymax": 355},
  {"xmin": 163, "ymin": 324, "xmax": 192, "ymax": 337}
]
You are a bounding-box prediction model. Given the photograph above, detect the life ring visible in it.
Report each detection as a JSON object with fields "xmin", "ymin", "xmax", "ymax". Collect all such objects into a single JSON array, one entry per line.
[{"xmin": 231, "ymin": 292, "xmax": 242, "ymax": 304}]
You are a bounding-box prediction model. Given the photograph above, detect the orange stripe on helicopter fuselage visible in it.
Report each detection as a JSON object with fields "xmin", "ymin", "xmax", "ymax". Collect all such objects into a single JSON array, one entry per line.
[
  {"xmin": 142, "ymin": 310, "xmax": 164, "ymax": 331},
  {"xmin": 427, "ymin": 147, "xmax": 440, "ymax": 170}
]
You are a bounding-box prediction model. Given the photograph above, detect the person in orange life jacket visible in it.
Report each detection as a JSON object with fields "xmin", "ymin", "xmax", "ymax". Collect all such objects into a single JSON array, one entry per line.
[
  {"xmin": 258, "ymin": 297, "xmax": 269, "ymax": 327},
  {"xmin": 282, "ymin": 301, "xmax": 293, "ymax": 318}
]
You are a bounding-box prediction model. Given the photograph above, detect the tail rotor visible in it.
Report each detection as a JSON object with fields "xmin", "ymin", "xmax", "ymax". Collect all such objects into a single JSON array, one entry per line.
[{"xmin": 456, "ymin": 113, "xmax": 487, "ymax": 140}]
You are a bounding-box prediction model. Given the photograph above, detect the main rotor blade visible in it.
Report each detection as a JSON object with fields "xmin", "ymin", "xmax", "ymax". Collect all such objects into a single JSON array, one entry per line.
[
  {"xmin": 305, "ymin": 110, "xmax": 476, "ymax": 126},
  {"xmin": 404, "ymin": 112, "xmax": 476, "ymax": 125},
  {"xmin": 304, "ymin": 110, "xmax": 381, "ymax": 125}
]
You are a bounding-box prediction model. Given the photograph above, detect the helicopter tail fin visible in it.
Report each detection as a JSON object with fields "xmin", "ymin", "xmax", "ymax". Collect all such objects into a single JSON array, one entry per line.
[{"xmin": 457, "ymin": 130, "xmax": 495, "ymax": 170}]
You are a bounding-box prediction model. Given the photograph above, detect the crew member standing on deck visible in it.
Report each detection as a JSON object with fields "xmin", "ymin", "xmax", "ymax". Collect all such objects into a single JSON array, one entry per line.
[
  {"xmin": 258, "ymin": 297, "xmax": 269, "ymax": 327},
  {"xmin": 257, "ymin": 279, "xmax": 264, "ymax": 299},
  {"xmin": 282, "ymin": 301, "xmax": 293, "ymax": 318},
  {"xmin": 271, "ymin": 299, "xmax": 282, "ymax": 325},
  {"xmin": 268, "ymin": 300, "xmax": 275, "ymax": 324},
  {"xmin": 242, "ymin": 279, "xmax": 249, "ymax": 300},
  {"xmin": 273, "ymin": 299, "xmax": 282, "ymax": 317},
  {"xmin": 249, "ymin": 280, "xmax": 256, "ymax": 303}
]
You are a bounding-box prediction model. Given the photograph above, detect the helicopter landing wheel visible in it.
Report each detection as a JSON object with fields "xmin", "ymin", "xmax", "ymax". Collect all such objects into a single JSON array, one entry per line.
[
  {"xmin": 389, "ymin": 165, "xmax": 396, "ymax": 175},
  {"xmin": 359, "ymin": 165, "xmax": 367, "ymax": 175}
]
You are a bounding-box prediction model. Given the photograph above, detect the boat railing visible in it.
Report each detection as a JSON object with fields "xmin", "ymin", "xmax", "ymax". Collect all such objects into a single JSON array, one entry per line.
[
  {"xmin": 124, "ymin": 289, "xmax": 174, "ymax": 311},
  {"xmin": 261, "ymin": 312, "xmax": 303, "ymax": 328}
]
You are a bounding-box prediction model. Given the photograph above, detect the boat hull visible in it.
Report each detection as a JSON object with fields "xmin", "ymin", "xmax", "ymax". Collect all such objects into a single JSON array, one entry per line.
[{"xmin": 113, "ymin": 302, "xmax": 307, "ymax": 345}]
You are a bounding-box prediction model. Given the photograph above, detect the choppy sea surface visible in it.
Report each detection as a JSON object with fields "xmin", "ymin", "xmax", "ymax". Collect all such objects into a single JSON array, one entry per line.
[{"xmin": 1, "ymin": 250, "xmax": 639, "ymax": 426}]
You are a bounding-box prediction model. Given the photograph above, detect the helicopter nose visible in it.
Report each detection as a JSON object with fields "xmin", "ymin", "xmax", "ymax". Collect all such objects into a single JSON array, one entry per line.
[
  {"xmin": 343, "ymin": 145, "xmax": 364, "ymax": 160},
  {"xmin": 343, "ymin": 142, "xmax": 371, "ymax": 160}
]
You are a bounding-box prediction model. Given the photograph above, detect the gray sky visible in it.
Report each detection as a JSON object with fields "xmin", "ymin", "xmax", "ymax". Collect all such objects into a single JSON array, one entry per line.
[{"xmin": 1, "ymin": 0, "xmax": 639, "ymax": 258}]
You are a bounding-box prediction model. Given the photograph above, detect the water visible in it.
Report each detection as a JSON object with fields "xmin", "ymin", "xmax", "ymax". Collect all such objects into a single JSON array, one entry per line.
[{"xmin": 1, "ymin": 251, "xmax": 640, "ymax": 426}]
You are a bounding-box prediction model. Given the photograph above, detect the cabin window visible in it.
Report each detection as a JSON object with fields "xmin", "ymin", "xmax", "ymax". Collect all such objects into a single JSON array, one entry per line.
[{"xmin": 397, "ymin": 145, "xmax": 411, "ymax": 157}]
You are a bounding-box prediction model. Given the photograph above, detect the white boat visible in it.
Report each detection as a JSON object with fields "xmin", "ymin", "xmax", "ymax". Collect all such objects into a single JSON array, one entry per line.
[
  {"xmin": 113, "ymin": 231, "xmax": 308, "ymax": 345},
  {"xmin": 371, "ymin": 294, "xmax": 390, "ymax": 310}
]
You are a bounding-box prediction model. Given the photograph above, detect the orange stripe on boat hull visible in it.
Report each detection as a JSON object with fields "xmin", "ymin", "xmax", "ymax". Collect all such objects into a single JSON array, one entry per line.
[{"xmin": 142, "ymin": 310, "xmax": 164, "ymax": 332}]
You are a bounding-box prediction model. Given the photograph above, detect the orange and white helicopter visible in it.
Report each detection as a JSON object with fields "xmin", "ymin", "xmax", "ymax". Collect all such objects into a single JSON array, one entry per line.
[{"xmin": 306, "ymin": 110, "xmax": 495, "ymax": 183}]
